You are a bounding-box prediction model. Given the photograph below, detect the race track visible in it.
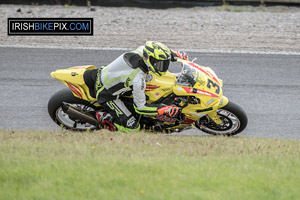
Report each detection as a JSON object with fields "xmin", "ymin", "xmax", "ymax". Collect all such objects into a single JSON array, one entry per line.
[{"xmin": 1, "ymin": 47, "xmax": 299, "ymax": 139}]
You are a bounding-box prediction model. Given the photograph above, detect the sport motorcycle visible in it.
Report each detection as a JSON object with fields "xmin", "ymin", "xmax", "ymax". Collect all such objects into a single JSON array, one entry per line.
[{"xmin": 48, "ymin": 59, "xmax": 247, "ymax": 136}]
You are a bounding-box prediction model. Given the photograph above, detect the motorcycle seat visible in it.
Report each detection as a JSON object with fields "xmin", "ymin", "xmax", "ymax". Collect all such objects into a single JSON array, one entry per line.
[{"xmin": 83, "ymin": 69, "xmax": 98, "ymax": 98}]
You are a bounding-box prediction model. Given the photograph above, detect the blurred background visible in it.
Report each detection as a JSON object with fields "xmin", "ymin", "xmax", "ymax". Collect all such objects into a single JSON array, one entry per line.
[{"xmin": 2, "ymin": 0, "xmax": 300, "ymax": 7}]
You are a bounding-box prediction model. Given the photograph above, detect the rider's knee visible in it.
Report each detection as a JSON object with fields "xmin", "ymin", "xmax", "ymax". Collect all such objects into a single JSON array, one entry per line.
[{"xmin": 114, "ymin": 123, "xmax": 140, "ymax": 133}]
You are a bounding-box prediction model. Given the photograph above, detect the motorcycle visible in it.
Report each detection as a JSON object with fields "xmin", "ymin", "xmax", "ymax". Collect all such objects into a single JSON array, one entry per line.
[{"xmin": 48, "ymin": 59, "xmax": 247, "ymax": 136}]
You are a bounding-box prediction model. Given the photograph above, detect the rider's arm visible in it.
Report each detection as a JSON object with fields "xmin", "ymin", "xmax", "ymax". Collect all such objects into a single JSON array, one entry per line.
[
  {"xmin": 132, "ymin": 75, "xmax": 158, "ymax": 115},
  {"xmin": 131, "ymin": 75, "xmax": 180, "ymax": 117}
]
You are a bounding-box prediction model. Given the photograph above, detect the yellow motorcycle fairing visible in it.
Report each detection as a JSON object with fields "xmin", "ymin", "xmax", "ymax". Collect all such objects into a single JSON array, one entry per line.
[
  {"xmin": 144, "ymin": 71, "xmax": 176, "ymax": 103},
  {"xmin": 50, "ymin": 65, "xmax": 97, "ymax": 102},
  {"xmin": 177, "ymin": 59, "xmax": 229, "ymax": 124},
  {"xmin": 145, "ymin": 59, "xmax": 229, "ymax": 125},
  {"xmin": 50, "ymin": 60, "xmax": 229, "ymax": 128}
]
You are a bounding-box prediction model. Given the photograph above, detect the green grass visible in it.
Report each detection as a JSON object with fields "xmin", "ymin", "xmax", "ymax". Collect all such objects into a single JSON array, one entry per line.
[{"xmin": 1, "ymin": 130, "xmax": 300, "ymax": 200}]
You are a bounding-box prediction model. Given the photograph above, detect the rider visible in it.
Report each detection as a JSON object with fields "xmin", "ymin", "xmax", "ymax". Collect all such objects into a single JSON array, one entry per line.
[{"xmin": 84, "ymin": 41, "xmax": 188, "ymax": 132}]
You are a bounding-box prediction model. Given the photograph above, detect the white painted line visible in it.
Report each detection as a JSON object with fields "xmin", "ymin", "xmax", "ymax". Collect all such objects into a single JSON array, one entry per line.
[
  {"xmin": 1, "ymin": 44, "xmax": 300, "ymax": 55},
  {"xmin": 0, "ymin": 44, "xmax": 130, "ymax": 51},
  {"xmin": 181, "ymin": 48, "xmax": 300, "ymax": 56}
]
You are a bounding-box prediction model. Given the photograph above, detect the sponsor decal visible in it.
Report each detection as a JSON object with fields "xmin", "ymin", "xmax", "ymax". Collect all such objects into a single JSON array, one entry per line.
[
  {"xmin": 96, "ymin": 69, "xmax": 103, "ymax": 90},
  {"xmin": 196, "ymin": 107, "xmax": 213, "ymax": 113},
  {"xmin": 182, "ymin": 87, "xmax": 218, "ymax": 98},
  {"xmin": 145, "ymin": 73, "xmax": 153, "ymax": 82},
  {"xmin": 8, "ymin": 18, "xmax": 93, "ymax": 35},
  {"xmin": 197, "ymin": 76, "xmax": 205, "ymax": 86},
  {"xmin": 106, "ymin": 102, "xmax": 123, "ymax": 118},
  {"xmin": 206, "ymin": 98, "xmax": 215, "ymax": 105},
  {"xmin": 162, "ymin": 88, "xmax": 171, "ymax": 92},
  {"xmin": 124, "ymin": 77, "xmax": 131, "ymax": 89},
  {"xmin": 219, "ymin": 97, "xmax": 224, "ymax": 105},
  {"xmin": 127, "ymin": 116, "xmax": 136, "ymax": 128},
  {"xmin": 141, "ymin": 78, "xmax": 145, "ymax": 90},
  {"xmin": 156, "ymin": 115, "xmax": 177, "ymax": 123}
]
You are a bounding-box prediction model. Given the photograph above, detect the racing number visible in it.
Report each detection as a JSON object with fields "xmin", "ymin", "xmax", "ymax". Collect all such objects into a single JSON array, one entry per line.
[{"xmin": 207, "ymin": 79, "xmax": 220, "ymax": 94}]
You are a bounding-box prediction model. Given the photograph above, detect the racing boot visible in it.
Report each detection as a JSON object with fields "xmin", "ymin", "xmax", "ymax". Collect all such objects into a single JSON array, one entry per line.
[{"xmin": 95, "ymin": 111, "xmax": 117, "ymax": 131}]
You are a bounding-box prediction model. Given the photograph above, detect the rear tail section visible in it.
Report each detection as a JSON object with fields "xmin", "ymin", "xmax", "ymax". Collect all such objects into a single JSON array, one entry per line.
[{"xmin": 51, "ymin": 65, "xmax": 97, "ymax": 101}]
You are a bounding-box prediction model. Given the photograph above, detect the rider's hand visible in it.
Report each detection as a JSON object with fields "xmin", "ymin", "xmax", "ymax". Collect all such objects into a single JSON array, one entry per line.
[
  {"xmin": 157, "ymin": 105, "xmax": 181, "ymax": 118},
  {"xmin": 171, "ymin": 50, "xmax": 189, "ymax": 62}
]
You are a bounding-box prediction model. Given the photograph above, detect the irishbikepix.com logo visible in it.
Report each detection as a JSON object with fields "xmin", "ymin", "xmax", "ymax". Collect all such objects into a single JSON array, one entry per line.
[{"xmin": 8, "ymin": 18, "xmax": 93, "ymax": 35}]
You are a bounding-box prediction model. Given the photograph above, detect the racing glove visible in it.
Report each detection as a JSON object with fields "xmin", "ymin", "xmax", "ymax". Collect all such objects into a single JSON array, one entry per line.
[
  {"xmin": 157, "ymin": 105, "xmax": 181, "ymax": 118},
  {"xmin": 171, "ymin": 50, "xmax": 189, "ymax": 62}
]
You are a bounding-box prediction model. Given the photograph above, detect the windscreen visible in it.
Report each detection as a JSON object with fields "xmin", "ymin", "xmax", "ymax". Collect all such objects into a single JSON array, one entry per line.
[{"xmin": 176, "ymin": 63, "xmax": 199, "ymax": 87}]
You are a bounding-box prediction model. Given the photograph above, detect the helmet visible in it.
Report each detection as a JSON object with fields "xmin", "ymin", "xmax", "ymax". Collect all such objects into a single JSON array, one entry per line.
[{"xmin": 143, "ymin": 41, "xmax": 171, "ymax": 76}]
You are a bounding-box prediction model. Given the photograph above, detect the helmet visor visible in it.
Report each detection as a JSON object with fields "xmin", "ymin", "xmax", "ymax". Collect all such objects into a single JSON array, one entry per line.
[
  {"xmin": 155, "ymin": 60, "xmax": 170, "ymax": 72},
  {"xmin": 150, "ymin": 57, "xmax": 170, "ymax": 72}
]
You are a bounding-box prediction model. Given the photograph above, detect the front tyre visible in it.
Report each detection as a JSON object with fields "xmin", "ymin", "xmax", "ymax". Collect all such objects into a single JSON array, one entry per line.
[
  {"xmin": 48, "ymin": 88, "xmax": 97, "ymax": 131},
  {"xmin": 195, "ymin": 101, "xmax": 248, "ymax": 136}
]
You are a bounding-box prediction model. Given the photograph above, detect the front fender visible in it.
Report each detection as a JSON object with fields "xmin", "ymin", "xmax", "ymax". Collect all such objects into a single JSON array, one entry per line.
[
  {"xmin": 218, "ymin": 96, "xmax": 229, "ymax": 109},
  {"xmin": 206, "ymin": 96, "xmax": 229, "ymax": 125}
]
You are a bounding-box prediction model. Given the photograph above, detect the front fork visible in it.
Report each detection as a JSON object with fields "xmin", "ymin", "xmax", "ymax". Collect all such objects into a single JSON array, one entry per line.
[{"xmin": 207, "ymin": 96, "xmax": 229, "ymax": 125}]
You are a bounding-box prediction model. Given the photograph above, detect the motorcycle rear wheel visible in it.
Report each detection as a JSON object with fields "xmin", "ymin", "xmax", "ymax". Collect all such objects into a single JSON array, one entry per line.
[
  {"xmin": 48, "ymin": 88, "xmax": 97, "ymax": 131},
  {"xmin": 195, "ymin": 101, "xmax": 248, "ymax": 136}
]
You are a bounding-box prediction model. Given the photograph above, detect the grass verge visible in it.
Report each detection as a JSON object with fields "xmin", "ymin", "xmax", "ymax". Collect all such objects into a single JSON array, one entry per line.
[{"xmin": 0, "ymin": 129, "xmax": 300, "ymax": 200}]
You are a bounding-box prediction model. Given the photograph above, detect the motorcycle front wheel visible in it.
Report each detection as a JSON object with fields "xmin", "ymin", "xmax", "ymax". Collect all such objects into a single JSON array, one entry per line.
[
  {"xmin": 195, "ymin": 101, "xmax": 248, "ymax": 136},
  {"xmin": 48, "ymin": 88, "xmax": 97, "ymax": 131}
]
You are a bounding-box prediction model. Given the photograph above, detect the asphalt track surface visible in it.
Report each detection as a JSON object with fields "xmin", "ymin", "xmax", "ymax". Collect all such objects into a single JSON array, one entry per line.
[{"xmin": 1, "ymin": 47, "xmax": 299, "ymax": 139}]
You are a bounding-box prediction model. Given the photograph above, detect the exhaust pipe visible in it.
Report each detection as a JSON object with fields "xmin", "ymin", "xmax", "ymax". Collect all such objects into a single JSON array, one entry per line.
[{"xmin": 62, "ymin": 102, "xmax": 100, "ymax": 128}]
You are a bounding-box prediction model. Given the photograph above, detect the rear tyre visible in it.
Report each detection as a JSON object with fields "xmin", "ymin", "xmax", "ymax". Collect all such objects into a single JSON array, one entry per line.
[
  {"xmin": 48, "ymin": 88, "xmax": 97, "ymax": 131},
  {"xmin": 195, "ymin": 101, "xmax": 248, "ymax": 136}
]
